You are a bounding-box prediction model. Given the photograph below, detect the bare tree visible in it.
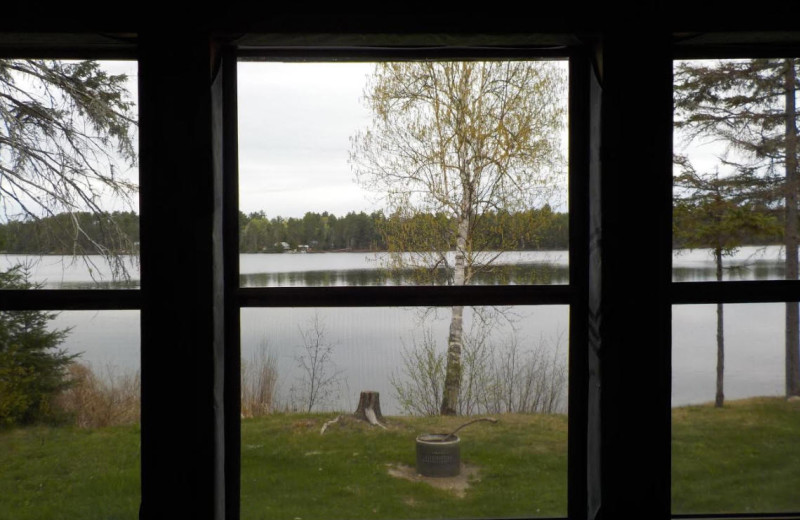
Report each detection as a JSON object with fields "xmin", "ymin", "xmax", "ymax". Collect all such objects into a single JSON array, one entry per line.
[
  {"xmin": 292, "ymin": 313, "xmax": 343, "ymax": 413},
  {"xmin": 351, "ymin": 61, "xmax": 566, "ymax": 414}
]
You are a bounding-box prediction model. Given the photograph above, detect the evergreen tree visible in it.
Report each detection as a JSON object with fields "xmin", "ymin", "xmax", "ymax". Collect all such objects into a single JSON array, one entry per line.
[
  {"xmin": 674, "ymin": 58, "xmax": 800, "ymax": 397},
  {"xmin": 0, "ymin": 266, "xmax": 74, "ymax": 426},
  {"xmin": 674, "ymin": 161, "xmax": 781, "ymax": 407}
]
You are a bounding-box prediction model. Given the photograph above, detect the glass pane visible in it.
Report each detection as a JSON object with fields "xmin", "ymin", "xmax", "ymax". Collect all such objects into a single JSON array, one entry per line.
[
  {"xmin": 0, "ymin": 60, "xmax": 140, "ymax": 288},
  {"xmin": 0, "ymin": 310, "xmax": 140, "ymax": 519},
  {"xmin": 672, "ymin": 58, "xmax": 798, "ymax": 283},
  {"xmin": 240, "ymin": 306, "xmax": 568, "ymax": 519},
  {"xmin": 238, "ymin": 61, "xmax": 569, "ymax": 288},
  {"xmin": 672, "ymin": 303, "xmax": 800, "ymax": 513}
]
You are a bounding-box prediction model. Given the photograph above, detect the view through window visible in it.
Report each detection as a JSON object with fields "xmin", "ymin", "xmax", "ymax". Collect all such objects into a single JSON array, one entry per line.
[
  {"xmin": 0, "ymin": 59, "xmax": 140, "ymax": 519},
  {"xmin": 671, "ymin": 57, "xmax": 800, "ymax": 513},
  {"xmin": 237, "ymin": 59, "xmax": 570, "ymax": 519}
]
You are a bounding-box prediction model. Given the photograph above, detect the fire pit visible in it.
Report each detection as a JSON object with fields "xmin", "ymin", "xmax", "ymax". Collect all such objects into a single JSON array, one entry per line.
[
  {"xmin": 415, "ymin": 417, "xmax": 497, "ymax": 478},
  {"xmin": 416, "ymin": 433, "xmax": 461, "ymax": 477}
]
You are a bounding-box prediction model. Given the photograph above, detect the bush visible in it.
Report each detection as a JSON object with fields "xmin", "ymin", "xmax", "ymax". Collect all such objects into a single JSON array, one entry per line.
[
  {"xmin": 0, "ymin": 265, "xmax": 74, "ymax": 426},
  {"xmin": 392, "ymin": 318, "xmax": 566, "ymax": 416},
  {"xmin": 55, "ymin": 362, "xmax": 140, "ymax": 428},
  {"xmin": 241, "ymin": 344, "xmax": 278, "ymax": 418}
]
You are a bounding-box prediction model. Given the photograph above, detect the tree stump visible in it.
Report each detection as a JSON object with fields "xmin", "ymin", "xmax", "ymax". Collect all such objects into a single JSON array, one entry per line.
[{"xmin": 354, "ymin": 391, "xmax": 384, "ymax": 424}]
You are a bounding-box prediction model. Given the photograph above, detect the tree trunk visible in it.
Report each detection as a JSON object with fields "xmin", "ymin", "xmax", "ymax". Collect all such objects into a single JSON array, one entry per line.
[
  {"xmin": 441, "ymin": 305, "xmax": 464, "ymax": 415},
  {"xmin": 441, "ymin": 213, "xmax": 470, "ymax": 416},
  {"xmin": 354, "ymin": 391, "xmax": 384, "ymax": 423},
  {"xmin": 715, "ymin": 248, "xmax": 725, "ymax": 407},
  {"xmin": 784, "ymin": 59, "xmax": 800, "ymax": 397}
]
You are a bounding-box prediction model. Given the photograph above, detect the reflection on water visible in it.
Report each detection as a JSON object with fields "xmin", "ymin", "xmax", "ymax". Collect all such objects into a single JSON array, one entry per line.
[
  {"xmin": 672, "ymin": 245, "xmax": 785, "ymax": 282},
  {"xmin": 240, "ymin": 263, "xmax": 570, "ymax": 287},
  {"xmin": 672, "ymin": 260, "xmax": 784, "ymax": 282},
  {"xmin": 1, "ymin": 245, "xmax": 788, "ymax": 289}
]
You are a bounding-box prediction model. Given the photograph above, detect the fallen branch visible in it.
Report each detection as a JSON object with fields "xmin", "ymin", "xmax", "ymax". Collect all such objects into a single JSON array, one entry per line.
[{"xmin": 320, "ymin": 414, "xmax": 343, "ymax": 435}]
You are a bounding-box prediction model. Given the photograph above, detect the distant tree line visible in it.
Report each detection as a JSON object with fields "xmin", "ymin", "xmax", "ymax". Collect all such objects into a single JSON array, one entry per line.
[
  {"xmin": 0, "ymin": 211, "xmax": 139, "ymax": 255},
  {"xmin": 240, "ymin": 210, "xmax": 385, "ymax": 253},
  {"xmin": 239, "ymin": 207, "xmax": 569, "ymax": 253},
  {"xmin": 0, "ymin": 205, "xmax": 790, "ymax": 256}
]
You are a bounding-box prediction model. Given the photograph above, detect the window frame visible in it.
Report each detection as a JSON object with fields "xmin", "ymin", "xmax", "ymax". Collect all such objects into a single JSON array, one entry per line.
[
  {"xmin": 1, "ymin": 26, "xmax": 799, "ymax": 520},
  {"xmin": 669, "ymin": 45, "xmax": 800, "ymax": 518},
  {"xmin": 228, "ymin": 47, "xmax": 586, "ymax": 520}
]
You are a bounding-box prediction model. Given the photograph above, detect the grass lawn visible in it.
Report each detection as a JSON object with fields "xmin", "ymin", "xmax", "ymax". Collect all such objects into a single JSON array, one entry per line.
[
  {"xmin": 1, "ymin": 398, "xmax": 798, "ymax": 519},
  {"xmin": 672, "ymin": 397, "xmax": 800, "ymax": 514},
  {"xmin": 0, "ymin": 424, "xmax": 140, "ymax": 520},
  {"xmin": 240, "ymin": 413, "xmax": 567, "ymax": 520}
]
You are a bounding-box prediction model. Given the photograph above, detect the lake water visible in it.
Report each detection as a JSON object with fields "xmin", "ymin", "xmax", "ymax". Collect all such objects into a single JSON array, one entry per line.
[{"xmin": 0, "ymin": 245, "xmax": 792, "ymax": 414}]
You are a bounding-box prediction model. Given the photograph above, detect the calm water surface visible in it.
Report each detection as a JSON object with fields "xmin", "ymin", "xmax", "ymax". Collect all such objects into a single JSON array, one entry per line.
[{"xmin": 0, "ymin": 245, "xmax": 791, "ymax": 414}]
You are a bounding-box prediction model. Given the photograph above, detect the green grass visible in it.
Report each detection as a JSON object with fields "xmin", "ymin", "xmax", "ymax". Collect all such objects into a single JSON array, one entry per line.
[
  {"xmin": 1, "ymin": 398, "xmax": 799, "ymax": 519},
  {"xmin": 672, "ymin": 397, "xmax": 800, "ymax": 514},
  {"xmin": 240, "ymin": 413, "xmax": 567, "ymax": 520},
  {"xmin": 0, "ymin": 424, "xmax": 140, "ymax": 520}
]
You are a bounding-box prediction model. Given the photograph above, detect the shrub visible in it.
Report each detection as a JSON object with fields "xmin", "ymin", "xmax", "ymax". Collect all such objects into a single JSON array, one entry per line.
[
  {"xmin": 55, "ymin": 362, "xmax": 140, "ymax": 428},
  {"xmin": 0, "ymin": 265, "xmax": 74, "ymax": 426},
  {"xmin": 392, "ymin": 319, "xmax": 567, "ymax": 416},
  {"xmin": 241, "ymin": 344, "xmax": 278, "ymax": 418}
]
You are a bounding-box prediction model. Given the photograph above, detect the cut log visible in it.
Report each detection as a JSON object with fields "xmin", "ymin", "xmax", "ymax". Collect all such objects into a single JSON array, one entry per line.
[{"xmin": 354, "ymin": 391, "xmax": 384, "ymax": 423}]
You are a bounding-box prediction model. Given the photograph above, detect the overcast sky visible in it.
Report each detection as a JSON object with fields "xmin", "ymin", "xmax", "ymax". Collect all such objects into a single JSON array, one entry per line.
[
  {"xmin": 103, "ymin": 61, "xmax": 376, "ymax": 218},
  {"xmin": 104, "ymin": 60, "xmax": 587, "ymax": 219},
  {"xmin": 237, "ymin": 62, "xmax": 376, "ymax": 218},
  {"xmin": 7, "ymin": 60, "xmax": 748, "ymax": 221}
]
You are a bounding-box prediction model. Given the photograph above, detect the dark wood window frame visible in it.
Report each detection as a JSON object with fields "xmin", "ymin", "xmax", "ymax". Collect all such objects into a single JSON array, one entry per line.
[{"xmin": 0, "ymin": 24, "xmax": 799, "ymax": 520}]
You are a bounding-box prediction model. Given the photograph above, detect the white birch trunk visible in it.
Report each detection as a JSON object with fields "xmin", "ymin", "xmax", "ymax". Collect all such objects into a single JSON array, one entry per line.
[{"xmin": 441, "ymin": 214, "xmax": 470, "ymax": 415}]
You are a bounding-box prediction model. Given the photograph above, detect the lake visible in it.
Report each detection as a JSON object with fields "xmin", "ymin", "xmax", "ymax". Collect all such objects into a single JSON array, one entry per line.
[{"xmin": 0, "ymin": 245, "xmax": 791, "ymax": 414}]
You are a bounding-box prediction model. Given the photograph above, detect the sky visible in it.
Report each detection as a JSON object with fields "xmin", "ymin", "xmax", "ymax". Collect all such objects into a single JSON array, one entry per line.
[
  {"xmin": 94, "ymin": 60, "xmax": 377, "ymax": 219},
  {"xmin": 102, "ymin": 60, "xmax": 379, "ymax": 218},
  {"xmin": 103, "ymin": 60, "xmax": 574, "ymax": 219},
  {"xmin": 237, "ymin": 62, "xmax": 376, "ymax": 217},
  {"xmin": 6, "ymin": 59, "xmax": 778, "ymax": 222}
]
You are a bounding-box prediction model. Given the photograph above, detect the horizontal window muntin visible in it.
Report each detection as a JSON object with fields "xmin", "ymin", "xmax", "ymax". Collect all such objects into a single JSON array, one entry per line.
[
  {"xmin": 0, "ymin": 290, "xmax": 140, "ymax": 311},
  {"xmin": 671, "ymin": 280, "xmax": 800, "ymax": 305}
]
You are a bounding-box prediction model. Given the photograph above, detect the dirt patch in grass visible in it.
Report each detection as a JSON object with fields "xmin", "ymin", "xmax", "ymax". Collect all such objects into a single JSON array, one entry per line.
[{"xmin": 386, "ymin": 463, "xmax": 480, "ymax": 498}]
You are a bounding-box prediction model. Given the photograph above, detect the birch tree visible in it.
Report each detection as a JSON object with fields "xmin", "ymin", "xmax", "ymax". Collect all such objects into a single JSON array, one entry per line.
[{"xmin": 350, "ymin": 61, "xmax": 566, "ymax": 415}]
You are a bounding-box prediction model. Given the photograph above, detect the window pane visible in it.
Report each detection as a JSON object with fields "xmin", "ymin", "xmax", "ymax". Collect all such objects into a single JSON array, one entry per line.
[
  {"xmin": 240, "ymin": 306, "xmax": 568, "ymax": 519},
  {"xmin": 672, "ymin": 58, "xmax": 798, "ymax": 283},
  {"xmin": 672, "ymin": 303, "xmax": 800, "ymax": 513},
  {"xmin": 0, "ymin": 310, "xmax": 140, "ymax": 519},
  {"xmin": 0, "ymin": 60, "xmax": 140, "ymax": 288},
  {"xmin": 238, "ymin": 61, "xmax": 569, "ymax": 287}
]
